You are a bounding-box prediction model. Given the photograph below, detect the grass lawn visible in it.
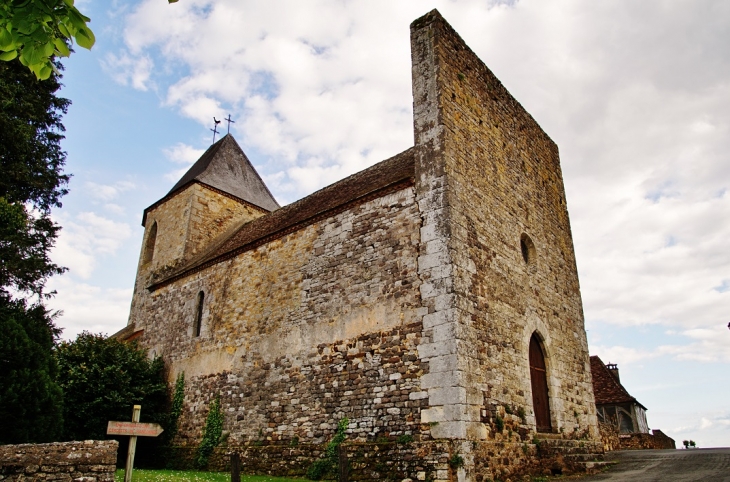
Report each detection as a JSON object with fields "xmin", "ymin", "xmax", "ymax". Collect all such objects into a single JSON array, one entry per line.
[{"xmin": 115, "ymin": 469, "xmax": 304, "ymax": 482}]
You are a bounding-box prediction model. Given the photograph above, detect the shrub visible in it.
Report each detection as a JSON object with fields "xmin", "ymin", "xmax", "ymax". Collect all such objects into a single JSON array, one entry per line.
[
  {"xmin": 494, "ymin": 414, "xmax": 504, "ymax": 433},
  {"xmin": 306, "ymin": 418, "xmax": 348, "ymax": 480},
  {"xmin": 449, "ymin": 453, "xmax": 464, "ymax": 469},
  {"xmin": 196, "ymin": 396, "xmax": 223, "ymax": 469}
]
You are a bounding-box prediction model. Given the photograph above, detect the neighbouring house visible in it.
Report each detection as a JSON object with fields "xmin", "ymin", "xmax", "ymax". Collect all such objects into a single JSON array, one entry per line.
[
  {"xmin": 114, "ymin": 10, "xmax": 609, "ymax": 481},
  {"xmin": 590, "ymin": 356, "xmax": 675, "ymax": 450}
]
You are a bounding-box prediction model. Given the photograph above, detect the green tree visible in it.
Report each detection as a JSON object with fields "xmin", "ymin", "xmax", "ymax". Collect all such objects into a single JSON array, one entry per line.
[
  {"xmin": 0, "ymin": 57, "xmax": 68, "ymax": 296},
  {"xmin": 0, "ymin": 55, "xmax": 69, "ymax": 444},
  {"xmin": 0, "ymin": 0, "xmax": 95, "ymax": 80},
  {"xmin": 0, "ymin": 296, "xmax": 63, "ymax": 443},
  {"xmin": 54, "ymin": 332, "xmax": 168, "ymax": 441}
]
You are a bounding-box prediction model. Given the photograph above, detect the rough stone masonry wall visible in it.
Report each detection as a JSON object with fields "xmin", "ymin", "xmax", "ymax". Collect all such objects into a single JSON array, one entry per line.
[
  {"xmin": 618, "ymin": 431, "xmax": 676, "ymax": 450},
  {"xmin": 0, "ymin": 440, "xmax": 118, "ymax": 482},
  {"xmin": 129, "ymin": 183, "xmax": 266, "ymax": 328},
  {"xmin": 412, "ymin": 12, "xmax": 599, "ymax": 443},
  {"xmin": 132, "ymin": 185, "xmax": 432, "ymax": 446},
  {"xmin": 181, "ymin": 183, "xmax": 268, "ymax": 261}
]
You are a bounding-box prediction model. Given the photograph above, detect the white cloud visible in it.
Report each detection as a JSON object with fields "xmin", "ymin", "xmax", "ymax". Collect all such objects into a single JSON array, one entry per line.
[
  {"xmin": 45, "ymin": 277, "xmax": 133, "ymax": 341},
  {"xmin": 101, "ymin": 52, "xmax": 154, "ymax": 91},
  {"xmin": 51, "ymin": 212, "xmax": 133, "ymax": 279},
  {"xmin": 659, "ymin": 409, "xmax": 730, "ymax": 448},
  {"xmin": 163, "ymin": 143, "xmax": 205, "ymax": 165},
  {"xmin": 85, "ymin": 181, "xmax": 136, "ymax": 202}
]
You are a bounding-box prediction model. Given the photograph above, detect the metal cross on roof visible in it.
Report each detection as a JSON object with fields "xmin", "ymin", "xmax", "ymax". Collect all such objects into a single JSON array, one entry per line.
[
  {"xmin": 210, "ymin": 119, "xmax": 220, "ymax": 143},
  {"xmin": 225, "ymin": 114, "xmax": 235, "ymax": 134}
]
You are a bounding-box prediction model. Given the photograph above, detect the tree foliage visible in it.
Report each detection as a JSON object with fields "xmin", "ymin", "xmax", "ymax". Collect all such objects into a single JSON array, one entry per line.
[
  {"xmin": 0, "ymin": 57, "xmax": 68, "ymax": 297},
  {"xmin": 0, "ymin": 294, "xmax": 63, "ymax": 444},
  {"xmin": 0, "ymin": 0, "xmax": 95, "ymax": 80},
  {"xmin": 0, "ymin": 52, "xmax": 69, "ymax": 444},
  {"xmin": 54, "ymin": 332, "xmax": 168, "ymax": 441}
]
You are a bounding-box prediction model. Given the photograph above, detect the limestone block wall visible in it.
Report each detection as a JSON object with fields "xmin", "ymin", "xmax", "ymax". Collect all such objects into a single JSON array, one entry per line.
[
  {"xmin": 131, "ymin": 185, "xmax": 430, "ymax": 445},
  {"xmin": 0, "ymin": 440, "xmax": 118, "ymax": 482},
  {"xmin": 181, "ymin": 183, "xmax": 268, "ymax": 260},
  {"xmin": 130, "ymin": 183, "xmax": 267, "ymax": 323},
  {"xmin": 409, "ymin": 10, "xmax": 599, "ymax": 443}
]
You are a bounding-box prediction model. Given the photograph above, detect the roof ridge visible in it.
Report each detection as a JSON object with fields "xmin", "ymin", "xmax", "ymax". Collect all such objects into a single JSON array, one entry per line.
[{"xmin": 147, "ymin": 147, "xmax": 416, "ymax": 290}]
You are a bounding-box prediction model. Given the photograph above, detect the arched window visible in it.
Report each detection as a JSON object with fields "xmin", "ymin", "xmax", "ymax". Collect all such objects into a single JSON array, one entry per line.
[
  {"xmin": 529, "ymin": 333, "xmax": 552, "ymax": 432},
  {"xmin": 194, "ymin": 291, "xmax": 204, "ymax": 337},
  {"xmin": 520, "ymin": 233, "xmax": 536, "ymax": 265},
  {"xmin": 143, "ymin": 221, "xmax": 158, "ymax": 264}
]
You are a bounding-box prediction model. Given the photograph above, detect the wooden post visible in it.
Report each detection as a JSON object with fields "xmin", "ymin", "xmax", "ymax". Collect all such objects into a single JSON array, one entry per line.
[
  {"xmin": 124, "ymin": 405, "xmax": 141, "ymax": 482},
  {"xmin": 231, "ymin": 452, "xmax": 241, "ymax": 482},
  {"xmin": 338, "ymin": 445, "xmax": 348, "ymax": 482}
]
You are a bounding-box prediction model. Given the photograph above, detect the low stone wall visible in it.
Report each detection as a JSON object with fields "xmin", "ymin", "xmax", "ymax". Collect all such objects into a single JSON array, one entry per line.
[
  {"xmin": 618, "ymin": 430, "xmax": 676, "ymax": 450},
  {"xmin": 0, "ymin": 440, "xmax": 118, "ymax": 482},
  {"xmin": 598, "ymin": 422, "xmax": 676, "ymax": 451}
]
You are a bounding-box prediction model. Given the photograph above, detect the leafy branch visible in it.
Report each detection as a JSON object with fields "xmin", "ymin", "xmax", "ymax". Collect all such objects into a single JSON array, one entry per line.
[{"xmin": 0, "ymin": 0, "xmax": 95, "ymax": 80}]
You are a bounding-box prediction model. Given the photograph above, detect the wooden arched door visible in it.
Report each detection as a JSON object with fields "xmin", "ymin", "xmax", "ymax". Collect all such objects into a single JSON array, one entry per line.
[{"xmin": 529, "ymin": 334, "xmax": 552, "ymax": 432}]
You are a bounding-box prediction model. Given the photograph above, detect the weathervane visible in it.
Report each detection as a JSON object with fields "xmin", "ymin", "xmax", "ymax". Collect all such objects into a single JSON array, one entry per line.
[
  {"xmin": 225, "ymin": 114, "xmax": 235, "ymax": 134},
  {"xmin": 211, "ymin": 117, "xmax": 221, "ymax": 143}
]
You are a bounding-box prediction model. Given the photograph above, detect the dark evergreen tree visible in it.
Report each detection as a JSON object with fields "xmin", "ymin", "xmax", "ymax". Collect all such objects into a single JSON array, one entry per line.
[
  {"xmin": 55, "ymin": 333, "xmax": 168, "ymax": 442},
  {"xmin": 0, "ymin": 296, "xmax": 63, "ymax": 443},
  {"xmin": 0, "ymin": 57, "xmax": 69, "ymax": 443},
  {"xmin": 0, "ymin": 57, "xmax": 69, "ymax": 295}
]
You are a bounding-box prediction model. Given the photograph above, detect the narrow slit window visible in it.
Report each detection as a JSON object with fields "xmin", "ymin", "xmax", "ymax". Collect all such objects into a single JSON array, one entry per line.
[
  {"xmin": 143, "ymin": 221, "xmax": 157, "ymax": 264},
  {"xmin": 194, "ymin": 291, "xmax": 204, "ymax": 337},
  {"xmin": 520, "ymin": 233, "xmax": 536, "ymax": 265}
]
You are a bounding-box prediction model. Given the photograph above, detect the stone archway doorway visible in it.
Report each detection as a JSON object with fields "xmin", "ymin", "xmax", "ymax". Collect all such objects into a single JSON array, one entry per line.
[{"xmin": 529, "ymin": 333, "xmax": 552, "ymax": 432}]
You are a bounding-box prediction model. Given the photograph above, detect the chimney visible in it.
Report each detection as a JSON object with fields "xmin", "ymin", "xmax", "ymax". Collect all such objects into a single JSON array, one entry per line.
[{"xmin": 606, "ymin": 363, "xmax": 620, "ymax": 382}]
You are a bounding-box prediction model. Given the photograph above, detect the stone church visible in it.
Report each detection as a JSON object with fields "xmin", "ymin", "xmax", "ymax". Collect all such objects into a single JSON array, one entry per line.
[{"xmin": 117, "ymin": 10, "xmax": 604, "ymax": 481}]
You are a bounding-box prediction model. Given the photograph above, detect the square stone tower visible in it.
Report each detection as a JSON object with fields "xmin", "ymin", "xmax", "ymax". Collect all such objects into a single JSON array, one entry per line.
[{"xmin": 411, "ymin": 9, "xmax": 598, "ymax": 441}]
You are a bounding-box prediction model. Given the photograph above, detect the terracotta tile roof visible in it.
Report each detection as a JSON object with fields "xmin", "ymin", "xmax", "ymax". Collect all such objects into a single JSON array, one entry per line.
[
  {"xmin": 148, "ymin": 147, "xmax": 416, "ymax": 290},
  {"xmin": 590, "ymin": 355, "xmax": 646, "ymax": 409}
]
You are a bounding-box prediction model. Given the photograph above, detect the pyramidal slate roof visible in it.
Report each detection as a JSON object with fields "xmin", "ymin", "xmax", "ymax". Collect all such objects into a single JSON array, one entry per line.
[
  {"xmin": 590, "ymin": 355, "xmax": 646, "ymax": 409},
  {"xmin": 143, "ymin": 135, "xmax": 279, "ymax": 225}
]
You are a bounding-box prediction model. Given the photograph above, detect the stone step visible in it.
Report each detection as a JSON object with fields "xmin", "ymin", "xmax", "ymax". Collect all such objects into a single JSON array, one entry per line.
[
  {"xmin": 534, "ymin": 438, "xmax": 600, "ymax": 448},
  {"xmin": 565, "ymin": 453, "xmax": 606, "ymax": 462},
  {"xmin": 572, "ymin": 460, "xmax": 618, "ymax": 474}
]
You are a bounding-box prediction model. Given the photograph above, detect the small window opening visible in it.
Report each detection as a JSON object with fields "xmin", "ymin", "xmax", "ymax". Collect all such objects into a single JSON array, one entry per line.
[
  {"xmin": 143, "ymin": 221, "xmax": 157, "ymax": 264},
  {"xmin": 520, "ymin": 233, "xmax": 536, "ymax": 265},
  {"xmin": 194, "ymin": 291, "xmax": 204, "ymax": 337}
]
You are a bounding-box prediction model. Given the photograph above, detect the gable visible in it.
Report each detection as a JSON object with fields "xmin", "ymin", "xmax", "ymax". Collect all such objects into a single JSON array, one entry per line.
[{"xmin": 590, "ymin": 355, "xmax": 646, "ymax": 409}]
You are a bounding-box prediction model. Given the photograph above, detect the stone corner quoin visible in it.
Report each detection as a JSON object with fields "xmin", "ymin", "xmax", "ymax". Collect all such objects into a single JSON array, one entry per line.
[{"xmin": 117, "ymin": 8, "xmax": 601, "ymax": 481}]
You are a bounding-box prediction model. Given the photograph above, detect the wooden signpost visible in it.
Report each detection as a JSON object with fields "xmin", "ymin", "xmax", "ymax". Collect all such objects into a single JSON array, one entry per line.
[{"xmin": 107, "ymin": 405, "xmax": 164, "ymax": 482}]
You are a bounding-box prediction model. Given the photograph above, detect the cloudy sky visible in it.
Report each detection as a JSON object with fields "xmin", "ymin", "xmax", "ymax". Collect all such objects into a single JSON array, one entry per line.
[{"xmin": 48, "ymin": 0, "xmax": 729, "ymax": 446}]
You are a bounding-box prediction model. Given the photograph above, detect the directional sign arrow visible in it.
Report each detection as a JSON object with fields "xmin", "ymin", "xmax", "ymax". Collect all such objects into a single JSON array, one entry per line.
[{"xmin": 107, "ymin": 421, "xmax": 164, "ymax": 437}]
